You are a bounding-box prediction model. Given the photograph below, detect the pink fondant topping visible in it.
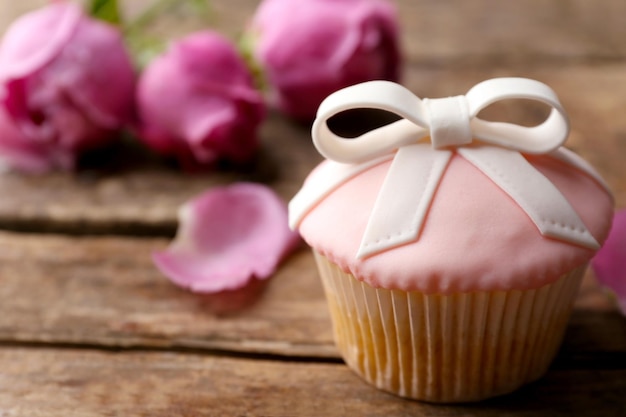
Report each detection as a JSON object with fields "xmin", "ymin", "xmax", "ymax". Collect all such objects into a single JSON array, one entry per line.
[{"xmin": 298, "ymin": 154, "xmax": 612, "ymax": 293}]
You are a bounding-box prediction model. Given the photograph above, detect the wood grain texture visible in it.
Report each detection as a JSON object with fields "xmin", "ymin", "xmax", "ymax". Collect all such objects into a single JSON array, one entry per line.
[
  {"xmin": 0, "ymin": 0, "xmax": 625, "ymax": 415},
  {"xmin": 0, "ymin": 65, "xmax": 624, "ymax": 236},
  {"xmin": 0, "ymin": 114, "xmax": 321, "ymax": 235},
  {"xmin": 0, "ymin": 231, "xmax": 335, "ymax": 357},
  {"xmin": 0, "ymin": 1, "xmax": 624, "ymax": 235},
  {"xmin": 398, "ymin": 0, "xmax": 626, "ymax": 66},
  {"xmin": 0, "ymin": 230, "xmax": 623, "ymax": 360},
  {"xmin": 5, "ymin": 0, "xmax": 626, "ymax": 63},
  {"xmin": 0, "ymin": 347, "xmax": 624, "ymax": 417}
]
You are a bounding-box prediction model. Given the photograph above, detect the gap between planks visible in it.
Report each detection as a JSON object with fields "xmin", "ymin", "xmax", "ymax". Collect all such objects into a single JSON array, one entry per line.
[
  {"xmin": 0, "ymin": 339, "xmax": 344, "ymax": 365},
  {"xmin": 0, "ymin": 324, "xmax": 626, "ymax": 371}
]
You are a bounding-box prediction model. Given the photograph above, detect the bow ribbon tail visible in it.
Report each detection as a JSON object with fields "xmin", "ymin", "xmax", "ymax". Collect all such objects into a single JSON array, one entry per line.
[
  {"xmin": 357, "ymin": 144, "xmax": 453, "ymax": 259},
  {"xmin": 458, "ymin": 147, "xmax": 600, "ymax": 250}
]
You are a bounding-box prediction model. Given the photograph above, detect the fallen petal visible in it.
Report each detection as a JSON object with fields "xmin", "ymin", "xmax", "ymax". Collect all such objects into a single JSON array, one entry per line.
[
  {"xmin": 591, "ymin": 209, "xmax": 626, "ymax": 315},
  {"xmin": 153, "ymin": 183, "xmax": 300, "ymax": 294}
]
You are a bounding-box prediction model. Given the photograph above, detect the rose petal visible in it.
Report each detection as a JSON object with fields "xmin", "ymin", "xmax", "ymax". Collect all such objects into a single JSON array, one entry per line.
[
  {"xmin": 591, "ymin": 209, "xmax": 626, "ymax": 315},
  {"xmin": 153, "ymin": 183, "xmax": 300, "ymax": 293},
  {"xmin": 0, "ymin": 2, "xmax": 81, "ymax": 81},
  {"xmin": 0, "ymin": 107, "xmax": 71, "ymax": 173},
  {"xmin": 61, "ymin": 18, "xmax": 136, "ymax": 129}
]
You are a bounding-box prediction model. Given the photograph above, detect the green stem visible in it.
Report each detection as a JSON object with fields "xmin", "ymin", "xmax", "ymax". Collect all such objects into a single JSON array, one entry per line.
[
  {"xmin": 122, "ymin": 0, "xmax": 174, "ymax": 37},
  {"xmin": 87, "ymin": 0, "xmax": 122, "ymax": 26},
  {"xmin": 123, "ymin": 0, "xmax": 213, "ymax": 37},
  {"xmin": 88, "ymin": 0, "xmax": 214, "ymax": 69}
]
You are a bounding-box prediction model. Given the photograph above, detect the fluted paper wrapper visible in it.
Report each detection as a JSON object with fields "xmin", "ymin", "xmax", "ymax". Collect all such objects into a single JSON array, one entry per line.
[{"xmin": 314, "ymin": 252, "xmax": 585, "ymax": 403}]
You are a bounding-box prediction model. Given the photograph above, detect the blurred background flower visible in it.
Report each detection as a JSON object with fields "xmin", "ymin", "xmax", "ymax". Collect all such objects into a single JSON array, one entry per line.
[
  {"xmin": 592, "ymin": 209, "xmax": 626, "ymax": 315},
  {"xmin": 0, "ymin": 1, "xmax": 136, "ymax": 172},
  {"xmin": 0, "ymin": 0, "xmax": 400, "ymax": 172},
  {"xmin": 245, "ymin": 0, "xmax": 401, "ymax": 121},
  {"xmin": 0, "ymin": 107, "xmax": 59, "ymax": 173},
  {"xmin": 134, "ymin": 31, "xmax": 266, "ymax": 170}
]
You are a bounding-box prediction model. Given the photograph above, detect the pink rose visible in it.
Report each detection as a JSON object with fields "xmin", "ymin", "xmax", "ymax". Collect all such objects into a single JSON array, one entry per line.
[
  {"xmin": 0, "ymin": 2, "xmax": 136, "ymax": 171},
  {"xmin": 135, "ymin": 31, "xmax": 266, "ymax": 170},
  {"xmin": 592, "ymin": 209, "xmax": 626, "ymax": 315},
  {"xmin": 248, "ymin": 0, "xmax": 401, "ymax": 121}
]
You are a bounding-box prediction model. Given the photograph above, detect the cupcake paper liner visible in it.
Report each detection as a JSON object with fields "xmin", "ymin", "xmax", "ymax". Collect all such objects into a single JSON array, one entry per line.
[{"xmin": 315, "ymin": 252, "xmax": 585, "ymax": 403}]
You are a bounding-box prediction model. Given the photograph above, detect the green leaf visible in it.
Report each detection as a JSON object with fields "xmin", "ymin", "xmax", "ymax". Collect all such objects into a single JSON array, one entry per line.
[{"xmin": 88, "ymin": 0, "xmax": 122, "ymax": 26}]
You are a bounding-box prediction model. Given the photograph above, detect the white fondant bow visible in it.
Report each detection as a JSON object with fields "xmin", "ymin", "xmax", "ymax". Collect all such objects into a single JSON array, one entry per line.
[{"xmin": 290, "ymin": 78, "xmax": 603, "ymax": 258}]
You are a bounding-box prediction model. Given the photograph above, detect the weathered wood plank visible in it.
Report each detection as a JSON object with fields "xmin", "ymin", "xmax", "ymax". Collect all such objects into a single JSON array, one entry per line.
[
  {"xmin": 0, "ymin": 347, "xmax": 624, "ymax": 417},
  {"xmin": 0, "ymin": 65, "xmax": 623, "ymax": 235},
  {"xmin": 399, "ymin": 0, "xmax": 626, "ymax": 66},
  {"xmin": 0, "ymin": 113, "xmax": 321, "ymax": 235},
  {"xmin": 0, "ymin": 231, "xmax": 623, "ymax": 358},
  {"xmin": 4, "ymin": 0, "xmax": 626, "ymax": 64},
  {"xmin": 0, "ymin": 231, "xmax": 334, "ymax": 357},
  {"xmin": 0, "ymin": 1, "xmax": 625, "ymax": 233},
  {"xmin": 0, "ymin": 1, "xmax": 623, "ymax": 414}
]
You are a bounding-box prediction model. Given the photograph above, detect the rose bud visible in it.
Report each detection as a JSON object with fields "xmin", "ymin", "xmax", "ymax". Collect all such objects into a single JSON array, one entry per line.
[
  {"xmin": 135, "ymin": 31, "xmax": 266, "ymax": 170},
  {"xmin": 0, "ymin": 2, "xmax": 136, "ymax": 171},
  {"xmin": 246, "ymin": 0, "xmax": 401, "ymax": 121}
]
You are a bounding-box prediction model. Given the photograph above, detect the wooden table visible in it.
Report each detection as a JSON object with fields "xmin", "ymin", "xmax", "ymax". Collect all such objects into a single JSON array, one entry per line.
[{"xmin": 1, "ymin": 1, "xmax": 625, "ymax": 415}]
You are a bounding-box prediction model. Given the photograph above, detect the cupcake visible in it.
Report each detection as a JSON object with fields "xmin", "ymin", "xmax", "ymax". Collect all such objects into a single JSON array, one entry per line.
[{"xmin": 289, "ymin": 78, "xmax": 614, "ymax": 402}]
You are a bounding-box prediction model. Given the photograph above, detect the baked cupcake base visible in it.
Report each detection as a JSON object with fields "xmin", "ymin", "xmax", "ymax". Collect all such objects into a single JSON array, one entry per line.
[{"xmin": 315, "ymin": 252, "xmax": 585, "ymax": 403}]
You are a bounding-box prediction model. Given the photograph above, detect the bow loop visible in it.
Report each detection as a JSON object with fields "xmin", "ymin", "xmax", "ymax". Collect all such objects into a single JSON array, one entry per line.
[
  {"xmin": 312, "ymin": 80, "xmax": 429, "ymax": 164},
  {"xmin": 466, "ymin": 78, "xmax": 570, "ymax": 154}
]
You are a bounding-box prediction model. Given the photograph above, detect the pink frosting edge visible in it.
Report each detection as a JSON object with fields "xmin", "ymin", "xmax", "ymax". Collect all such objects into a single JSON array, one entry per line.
[{"xmin": 297, "ymin": 152, "xmax": 614, "ymax": 294}]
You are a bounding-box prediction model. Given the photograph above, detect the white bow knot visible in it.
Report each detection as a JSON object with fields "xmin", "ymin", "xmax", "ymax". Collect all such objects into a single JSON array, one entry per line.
[
  {"xmin": 290, "ymin": 78, "xmax": 602, "ymax": 258},
  {"xmin": 423, "ymin": 95, "xmax": 472, "ymax": 148}
]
